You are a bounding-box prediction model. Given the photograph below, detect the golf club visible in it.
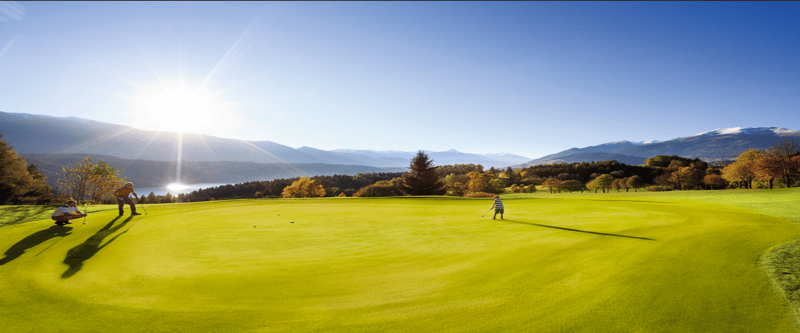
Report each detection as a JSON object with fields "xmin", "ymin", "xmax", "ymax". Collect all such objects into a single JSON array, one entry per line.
[
  {"xmin": 83, "ymin": 203, "xmax": 88, "ymax": 224},
  {"xmin": 140, "ymin": 200, "xmax": 148, "ymax": 215},
  {"xmin": 481, "ymin": 207, "xmax": 494, "ymax": 217}
]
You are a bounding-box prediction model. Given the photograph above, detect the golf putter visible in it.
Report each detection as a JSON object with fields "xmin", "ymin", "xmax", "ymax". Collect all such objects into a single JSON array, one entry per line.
[
  {"xmin": 141, "ymin": 201, "xmax": 148, "ymax": 215},
  {"xmin": 481, "ymin": 207, "xmax": 494, "ymax": 217}
]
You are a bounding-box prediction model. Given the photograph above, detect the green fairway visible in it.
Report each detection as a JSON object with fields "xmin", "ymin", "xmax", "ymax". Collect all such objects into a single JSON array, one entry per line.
[{"xmin": 2, "ymin": 190, "xmax": 799, "ymax": 332}]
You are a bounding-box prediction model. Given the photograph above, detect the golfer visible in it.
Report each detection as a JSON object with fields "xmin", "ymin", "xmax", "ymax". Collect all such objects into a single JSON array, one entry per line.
[
  {"xmin": 52, "ymin": 200, "xmax": 87, "ymax": 226},
  {"xmin": 114, "ymin": 182, "xmax": 141, "ymax": 216},
  {"xmin": 491, "ymin": 195, "xmax": 504, "ymax": 220}
]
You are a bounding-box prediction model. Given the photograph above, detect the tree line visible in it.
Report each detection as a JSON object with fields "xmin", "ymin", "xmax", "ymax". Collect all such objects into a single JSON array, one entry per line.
[{"xmin": 2, "ymin": 131, "xmax": 799, "ymax": 205}]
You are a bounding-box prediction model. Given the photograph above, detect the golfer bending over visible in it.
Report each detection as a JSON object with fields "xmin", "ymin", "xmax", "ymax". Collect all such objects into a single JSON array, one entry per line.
[
  {"xmin": 114, "ymin": 182, "xmax": 141, "ymax": 216},
  {"xmin": 491, "ymin": 195, "xmax": 504, "ymax": 220},
  {"xmin": 52, "ymin": 200, "xmax": 87, "ymax": 226}
]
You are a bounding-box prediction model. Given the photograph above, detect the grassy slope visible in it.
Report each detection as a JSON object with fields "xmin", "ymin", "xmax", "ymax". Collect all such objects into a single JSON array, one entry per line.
[{"xmin": 0, "ymin": 190, "xmax": 799, "ymax": 332}]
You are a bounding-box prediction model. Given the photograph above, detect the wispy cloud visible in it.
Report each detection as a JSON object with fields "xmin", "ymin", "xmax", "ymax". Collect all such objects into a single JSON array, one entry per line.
[
  {"xmin": 0, "ymin": 35, "xmax": 21, "ymax": 62},
  {"xmin": 0, "ymin": 1, "xmax": 25, "ymax": 21}
]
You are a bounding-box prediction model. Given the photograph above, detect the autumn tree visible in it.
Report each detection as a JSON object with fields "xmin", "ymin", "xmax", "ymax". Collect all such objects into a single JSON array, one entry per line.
[
  {"xmin": 702, "ymin": 174, "xmax": 727, "ymax": 190},
  {"xmin": 593, "ymin": 174, "xmax": 615, "ymax": 193},
  {"xmin": 282, "ymin": 177, "xmax": 326, "ymax": 198},
  {"xmin": 402, "ymin": 151, "xmax": 446, "ymax": 195},
  {"xmin": 721, "ymin": 150, "xmax": 763, "ymax": 189},
  {"xmin": 669, "ymin": 164, "xmax": 704, "ymax": 190},
  {"xmin": 57, "ymin": 156, "xmax": 127, "ymax": 203},
  {"xmin": 626, "ymin": 175, "xmax": 645, "ymax": 192},
  {"xmin": 619, "ymin": 177, "xmax": 629, "ymax": 192},
  {"xmin": 560, "ymin": 180, "xmax": 584, "ymax": 192},
  {"xmin": 467, "ymin": 171, "xmax": 503, "ymax": 194},
  {"xmin": 541, "ymin": 178, "xmax": 561, "ymax": 193},
  {"xmin": 757, "ymin": 139, "xmax": 800, "ymax": 188},
  {"xmin": 86, "ymin": 161, "xmax": 127, "ymax": 203},
  {"xmin": 444, "ymin": 173, "xmax": 469, "ymax": 196},
  {"xmin": 611, "ymin": 179, "xmax": 622, "ymax": 192},
  {"xmin": 586, "ymin": 179, "xmax": 601, "ymax": 193}
]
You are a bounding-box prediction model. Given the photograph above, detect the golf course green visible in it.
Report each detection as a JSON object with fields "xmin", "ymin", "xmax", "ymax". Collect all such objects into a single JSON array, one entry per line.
[{"xmin": 1, "ymin": 189, "xmax": 799, "ymax": 332}]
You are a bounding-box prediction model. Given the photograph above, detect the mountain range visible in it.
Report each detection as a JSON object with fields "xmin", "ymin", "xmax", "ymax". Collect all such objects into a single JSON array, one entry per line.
[
  {"xmin": 517, "ymin": 127, "xmax": 800, "ymax": 167},
  {"xmin": 2, "ymin": 111, "xmax": 799, "ymax": 187},
  {"xmin": 0, "ymin": 111, "xmax": 529, "ymax": 169}
]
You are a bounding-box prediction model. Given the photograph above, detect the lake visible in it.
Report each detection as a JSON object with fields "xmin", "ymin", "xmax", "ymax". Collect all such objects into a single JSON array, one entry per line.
[{"xmin": 135, "ymin": 183, "xmax": 230, "ymax": 196}]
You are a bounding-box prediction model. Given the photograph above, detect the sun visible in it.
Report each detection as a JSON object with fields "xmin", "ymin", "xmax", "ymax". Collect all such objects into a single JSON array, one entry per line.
[
  {"xmin": 166, "ymin": 182, "xmax": 189, "ymax": 192},
  {"xmin": 136, "ymin": 79, "xmax": 226, "ymax": 134}
]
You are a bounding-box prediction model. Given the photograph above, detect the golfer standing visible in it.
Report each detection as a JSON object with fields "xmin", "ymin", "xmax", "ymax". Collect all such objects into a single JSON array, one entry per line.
[
  {"xmin": 114, "ymin": 182, "xmax": 141, "ymax": 216},
  {"xmin": 491, "ymin": 195, "xmax": 504, "ymax": 220},
  {"xmin": 52, "ymin": 200, "xmax": 87, "ymax": 226}
]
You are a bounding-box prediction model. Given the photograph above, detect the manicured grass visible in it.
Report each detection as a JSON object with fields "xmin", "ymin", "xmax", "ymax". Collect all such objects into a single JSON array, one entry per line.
[{"xmin": 1, "ymin": 190, "xmax": 799, "ymax": 332}]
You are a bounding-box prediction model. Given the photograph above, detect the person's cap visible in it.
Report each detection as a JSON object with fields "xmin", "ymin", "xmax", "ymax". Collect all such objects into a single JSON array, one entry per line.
[
  {"xmin": 66, "ymin": 200, "xmax": 77, "ymax": 204},
  {"xmin": 126, "ymin": 182, "xmax": 134, "ymax": 186}
]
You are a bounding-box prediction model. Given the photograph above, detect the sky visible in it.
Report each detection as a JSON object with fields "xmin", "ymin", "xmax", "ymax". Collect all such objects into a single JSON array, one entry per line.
[{"xmin": 1, "ymin": 1, "xmax": 799, "ymax": 159}]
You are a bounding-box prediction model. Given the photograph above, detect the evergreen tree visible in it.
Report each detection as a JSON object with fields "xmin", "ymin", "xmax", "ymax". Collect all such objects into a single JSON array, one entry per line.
[
  {"xmin": 0, "ymin": 134, "xmax": 53, "ymax": 204},
  {"xmin": 402, "ymin": 151, "xmax": 446, "ymax": 195}
]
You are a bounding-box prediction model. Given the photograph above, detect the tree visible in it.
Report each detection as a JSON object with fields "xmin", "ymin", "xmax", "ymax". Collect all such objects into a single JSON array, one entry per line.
[
  {"xmin": 541, "ymin": 178, "xmax": 561, "ymax": 193},
  {"xmin": 0, "ymin": 134, "xmax": 54, "ymax": 204},
  {"xmin": 57, "ymin": 156, "xmax": 127, "ymax": 203},
  {"xmin": 402, "ymin": 151, "xmax": 446, "ymax": 195},
  {"xmin": 467, "ymin": 171, "xmax": 502, "ymax": 194},
  {"xmin": 560, "ymin": 180, "xmax": 584, "ymax": 192},
  {"xmin": 86, "ymin": 161, "xmax": 126, "ymax": 203},
  {"xmin": 147, "ymin": 192, "xmax": 157, "ymax": 204},
  {"xmin": 444, "ymin": 173, "xmax": 469, "ymax": 196},
  {"xmin": 593, "ymin": 174, "xmax": 615, "ymax": 193},
  {"xmin": 282, "ymin": 177, "xmax": 326, "ymax": 198},
  {"xmin": 625, "ymin": 175, "xmax": 645, "ymax": 192},
  {"xmin": 669, "ymin": 164, "xmax": 704, "ymax": 190},
  {"xmin": 586, "ymin": 179, "xmax": 601, "ymax": 193},
  {"xmin": 611, "ymin": 179, "xmax": 622, "ymax": 192},
  {"xmin": 702, "ymin": 174, "xmax": 726, "ymax": 190},
  {"xmin": 619, "ymin": 177, "xmax": 629, "ymax": 192},
  {"xmin": 504, "ymin": 167, "xmax": 515, "ymax": 183},
  {"xmin": 757, "ymin": 139, "xmax": 800, "ymax": 188},
  {"xmin": 722, "ymin": 150, "xmax": 763, "ymax": 189}
]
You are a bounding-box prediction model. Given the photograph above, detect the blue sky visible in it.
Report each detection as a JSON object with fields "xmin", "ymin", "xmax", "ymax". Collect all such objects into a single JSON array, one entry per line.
[{"xmin": 1, "ymin": 1, "xmax": 799, "ymax": 159}]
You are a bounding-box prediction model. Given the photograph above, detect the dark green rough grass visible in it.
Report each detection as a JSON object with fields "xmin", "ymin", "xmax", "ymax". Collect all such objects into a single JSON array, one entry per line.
[{"xmin": 764, "ymin": 238, "xmax": 800, "ymax": 325}]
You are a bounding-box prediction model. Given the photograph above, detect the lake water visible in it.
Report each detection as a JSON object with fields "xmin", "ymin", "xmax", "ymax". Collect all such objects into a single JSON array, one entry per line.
[{"xmin": 135, "ymin": 183, "xmax": 229, "ymax": 196}]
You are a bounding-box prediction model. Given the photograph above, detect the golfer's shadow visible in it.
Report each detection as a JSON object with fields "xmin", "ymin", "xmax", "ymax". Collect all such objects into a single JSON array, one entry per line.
[
  {"xmin": 0, "ymin": 226, "xmax": 73, "ymax": 266},
  {"xmin": 62, "ymin": 216, "xmax": 133, "ymax": 278},
  {"xmin": 504, "ymin": 220, "xmax": 655, "ymax": 241}
]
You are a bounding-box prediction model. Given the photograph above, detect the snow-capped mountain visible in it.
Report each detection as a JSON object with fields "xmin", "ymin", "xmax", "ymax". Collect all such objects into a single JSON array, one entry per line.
[{"xmin": 518, "ymin": 127, "xmax": 800, "ymax": 167}]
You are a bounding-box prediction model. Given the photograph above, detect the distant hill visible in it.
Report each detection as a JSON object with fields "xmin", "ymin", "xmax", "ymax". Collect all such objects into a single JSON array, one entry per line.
[
  {"xmin": 0, "ymin": 111, "xmax": 527, "ymax": 169},
  {"xmin": 517, "ymin": 127, "xmax": 800, "ymax": 167},
  {"xmin": 21, "ymin": 153, "xmax": 406, "ymax": 188},
  {"xmin": 333, "ymin": 149, "xmax": 531, "ymax": 168}
]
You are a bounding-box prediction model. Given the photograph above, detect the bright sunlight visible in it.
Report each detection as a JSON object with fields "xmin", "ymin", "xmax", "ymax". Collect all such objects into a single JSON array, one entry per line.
[
  {"xmin": 166, "ymin": 182, "xmax": 189, "ymax": 192},
  {"xmin": 134, "ymin": 77, "xmax": 228, "ymax": 134}
]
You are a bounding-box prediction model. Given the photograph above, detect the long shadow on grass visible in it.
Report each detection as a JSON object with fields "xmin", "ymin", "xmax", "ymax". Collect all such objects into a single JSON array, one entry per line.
[
  {"xmin": 0, "ymin": 205, "xmax": 56, "ymax": 228},
  {"xmin": 0, "ymin": 225, "xmax": 73, "ymax": 266},
  {"xmin": 503, "ymin": 220, "xmax": 655, "ymax": 241},
  {"xmin": 62, "ymin": 216, "xmax": 133, "ymax": 278}
]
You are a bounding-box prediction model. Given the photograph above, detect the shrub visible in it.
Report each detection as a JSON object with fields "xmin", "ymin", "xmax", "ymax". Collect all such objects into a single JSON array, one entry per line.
[
  {"xmin": 354, "ymin": 184, "xmax": 404, "ymax": 197},
  {"xmin": 526, "ymin": 185, "xmax": 537, "ymax": 193}
]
